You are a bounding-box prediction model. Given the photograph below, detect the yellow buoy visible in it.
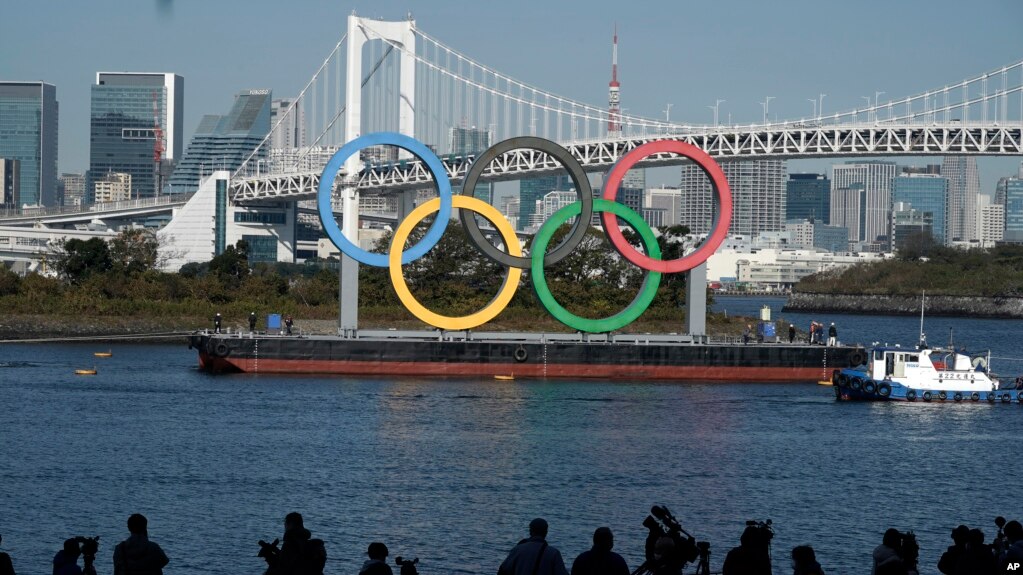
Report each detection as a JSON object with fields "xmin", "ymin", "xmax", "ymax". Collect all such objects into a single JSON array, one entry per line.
[
  {"xmin": 817, "ymin": 380, "xmax": 833, "ymax": 386},
  {"xmin": 75, "ymin": 368, "xmax": 98, "ymax": 375},
  {"xmin": 93, "ymin": 351, "xmax": 112, "ymax": 358},
  {"xmin": 494, "ymin": 375, "xmax": 515, "ymax": 381}
]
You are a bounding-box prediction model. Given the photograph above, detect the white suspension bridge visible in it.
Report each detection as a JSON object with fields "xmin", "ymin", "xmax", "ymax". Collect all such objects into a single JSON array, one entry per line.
[{"xmin": 227, "ymin": 15, "xmax": 1023, "ymax": 204}]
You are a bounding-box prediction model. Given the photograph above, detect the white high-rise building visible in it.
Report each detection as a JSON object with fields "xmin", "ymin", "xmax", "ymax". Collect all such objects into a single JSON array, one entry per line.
[
  {"xmin": 645, "ymin": 187, "xmax": 682, "ymax": 227},
  {"xmin": 541, "ymin": 191, "xmax": 577, "ymax": 220},
  {"xmin": 830, "ymin": 161, "xmax": 896, "ymax": 245},
  {"xmin": 678, "ymin": 160, "xmax": 786, "ymax": 236},
  {"xmin": 977, "ymin": 194, "xmax": 1004, "ymax": 247},
  {"xmin": 942, "ymin": 156, "xmax": 981, "ymax": 242},
  {"xmin": 269, "ymin": 98, "xmax": 306, "ymax": 150}
]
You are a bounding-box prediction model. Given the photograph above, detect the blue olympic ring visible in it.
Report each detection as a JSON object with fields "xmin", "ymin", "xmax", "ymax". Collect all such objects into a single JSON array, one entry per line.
[{"xmin": 317, "ymin": 132, "xmax": 453, "ymax": 267}]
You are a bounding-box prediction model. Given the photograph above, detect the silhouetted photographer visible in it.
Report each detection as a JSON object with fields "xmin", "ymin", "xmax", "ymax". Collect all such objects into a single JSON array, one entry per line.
[
  {"xmin": 259, "ymin": 512, "xmax": 326, "ymax": 575},
  {"xmin": 871, "ymin": 528, "xmax": 918, "ymax": 575},
  {"xmin": 113, "ymin": 514, "xmax": 169, "ymax": 575},
  {"xmin": 53, "ymin": 536, "xmax": 98, "ymax": 575},
  {"xmin": 997, "ymin": 519, "xmax": 1023, "ymax": 573},
  {"xmin": 571, "ymin": 527, "xmax": 629, "ymax": 575},
  {"xmin": 498, "ymin": 518, "xmax": 569, "ymax": 575},
  {"xmin": 631, "ymin": 506, "xmax": 707, "ymax": 575},
  {"xmin": 0, "ymin": 535, "xmax": 14, "ymax": 575},
  {"xmin": 722, "ymin": 520, "xmax": 773, "ymax": 575}
]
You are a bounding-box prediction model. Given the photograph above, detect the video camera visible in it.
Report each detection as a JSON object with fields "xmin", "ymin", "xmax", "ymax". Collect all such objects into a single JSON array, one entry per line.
[
  {"xmin": 74, "ymin": 536, "xmax": 100, "ymax": 560},
  {"xmin": 896, "ymin": 530, "xmax": 919, "ymax": 569},
  {"xmin": 631, "ymin": 505, "xmax": 708, "ymax": 575},
  {"xmin": 257, "ymin": 538, "xmax": 280, "ymax": 566},
  {"xmin": 743, "ymin": 519, "xmax": 774, "ymax": 548},
  {"xmin": 395, "ymin": 556, "xmax": 419, "ymax": 575}
]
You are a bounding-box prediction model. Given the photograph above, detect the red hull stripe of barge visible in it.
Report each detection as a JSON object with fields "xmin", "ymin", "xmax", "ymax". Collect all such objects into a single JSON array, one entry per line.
[{"xmin": 200, "ymin": 355, "xmax": 831, "ymax": 382}]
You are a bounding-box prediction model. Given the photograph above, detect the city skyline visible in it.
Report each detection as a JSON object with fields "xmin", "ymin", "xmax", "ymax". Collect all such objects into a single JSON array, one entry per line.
[{"xmin": 2, "ymin": 0, "xmax": 1021, "ymax": 195}]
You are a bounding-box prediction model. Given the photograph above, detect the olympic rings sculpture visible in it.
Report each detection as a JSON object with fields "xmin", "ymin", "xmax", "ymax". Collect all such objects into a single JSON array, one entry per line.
[{"xmin": 318, "ymin": 132, "xmax": 733, "ymax": 333}]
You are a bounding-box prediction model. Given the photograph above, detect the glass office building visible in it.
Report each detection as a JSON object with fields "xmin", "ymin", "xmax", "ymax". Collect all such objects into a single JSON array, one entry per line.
[
  {"xmin": 891, "ymin": 174, "xmax": 948, "ymax": 245},
  {"xmin": 1005, "ymin": 178, "xmax": 1023, "ymax": 244},
  {"xmin": 0, "ymin": 82, "xmax": 58, "ymax": 206},
  {"xmin": 168, "ymin": 90, "xmax": 271, "ymax": 194},
  {"xmin": 89, "ymin": 73, "xmax": 183, "ymax": 202},
  {"xmin": 786, "ymin": 173, "xmax": 830, "ymax": 222}
]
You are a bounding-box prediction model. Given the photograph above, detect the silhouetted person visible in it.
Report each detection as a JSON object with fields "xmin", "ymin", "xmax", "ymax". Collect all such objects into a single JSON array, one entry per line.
[
  {"xmin": 788, "ymin": 324, "xmax": 796, "ymax": 343},
  {"xmin": 722, "ymin": 526, "xmax": 771, "ymax": 575},
  {"xmin": 998, "ymin": 521, "xmax": 1023, "ymax": 573},
  {"xmin": 285, "ymin": 316, "xmax": 294, "ymax": 335},
  {"xmin": 872, "ymin": 529, "xmax": 905, "ymax": 575},
  {"xmin": 791, "ymin": 545, "xmax": 824, "ymax": 575},
  {"xmin": 956, "ymin": 528, "xmax": 995, "ymax": 575},
  {"xmin": 269, "ymin": 512, "xmax": 326, "ymax": 575},
  {"xmin": 743, "ymin": 324, "xmax": 752, "ymax": 344},
  {"xmin": 54, "ymin": 539, "xmax": 94, "ymax": 575},
  {"xmin": 113, "ymin": 514, "xmax": 169, "ymax": 575},
  {"xmin": 360, "ymin": 542, "xmax": 393, "ymax": 575},
  {"xmin": 937, "ymin": 525, "xmax": 969, "ymax": 575},
  {"xmin": 827, "ymin": 323, "xmax": 837, "ymax": 346},
  {"xmin": 498, "ymin": 518, "xmax": 569, "ymax": 575},
  {"xmin": 214, "ymin": 313, "xmax": 222, "ymax": 334},
  {"xmin": 570, "ymin": 527, "xmax": 628, "ymax": 575},
  {"xmin": 249, "ymin": 312, "xmax": 257, "ymax": 332},
  {"xmin": 0, "ymin": 535, "xmax": 14, "ymax": 575}
]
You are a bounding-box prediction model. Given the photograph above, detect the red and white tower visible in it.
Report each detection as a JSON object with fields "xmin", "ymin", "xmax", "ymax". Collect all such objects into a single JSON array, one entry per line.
[{"xmin": 608, "ymin": 25, "xmax": 622, "ymax": 136}]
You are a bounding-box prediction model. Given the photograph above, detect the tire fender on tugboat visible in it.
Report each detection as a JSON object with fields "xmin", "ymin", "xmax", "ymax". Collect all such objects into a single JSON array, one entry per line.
[
  {"xmin": 905, "ymin": 389, "xmax": 917, "ymax": 401},
  {"xmin": 877, "ymin": 382, "xmax": 892, "ymax": 397}
]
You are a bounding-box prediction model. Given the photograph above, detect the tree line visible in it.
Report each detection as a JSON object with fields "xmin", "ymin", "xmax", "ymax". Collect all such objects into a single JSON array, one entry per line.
[
  {"xmin": 795, "ymin": 235, "xmax": 1023, "ymax": 297},
  {"xmin": 0, "ymin": 223, "xmax": 712, "ymax": 331}
]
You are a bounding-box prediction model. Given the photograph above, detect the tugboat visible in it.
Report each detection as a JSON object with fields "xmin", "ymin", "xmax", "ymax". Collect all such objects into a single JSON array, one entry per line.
[
  {"xmin": 831, "ymin": 344, "xmax": 1020, "ymax": 403},
  {"xmin": 832, "ymin": 293, "xmax": 1021, "ymax": 403}
]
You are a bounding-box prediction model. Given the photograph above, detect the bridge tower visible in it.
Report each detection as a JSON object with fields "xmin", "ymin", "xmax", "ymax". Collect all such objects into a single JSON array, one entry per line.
[{"xmin": 339, "ymin": 14, "xmax": 417, "ymax": 336}]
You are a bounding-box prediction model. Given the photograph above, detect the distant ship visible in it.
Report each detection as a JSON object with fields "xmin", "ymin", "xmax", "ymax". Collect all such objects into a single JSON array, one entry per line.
[{"xmin": 190, "ymin": 331, "xmax": 864, "ymax": 382}]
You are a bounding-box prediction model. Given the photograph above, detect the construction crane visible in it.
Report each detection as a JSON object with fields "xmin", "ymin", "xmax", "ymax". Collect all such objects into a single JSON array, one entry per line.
[{"xmin": 152, "ymin": 90, "xmax": 165, "ymax": 197}]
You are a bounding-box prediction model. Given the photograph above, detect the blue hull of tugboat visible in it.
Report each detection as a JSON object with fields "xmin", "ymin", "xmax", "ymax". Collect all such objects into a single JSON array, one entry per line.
[{"xmin": 831, "ymin": 368, "xmax": 1023, "ymax": 403}]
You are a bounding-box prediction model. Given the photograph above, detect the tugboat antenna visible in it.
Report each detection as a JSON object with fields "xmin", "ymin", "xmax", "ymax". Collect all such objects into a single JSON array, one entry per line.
[{"xmin": 918, "ymin": 291, "xmax": 926, "ymax": 349}]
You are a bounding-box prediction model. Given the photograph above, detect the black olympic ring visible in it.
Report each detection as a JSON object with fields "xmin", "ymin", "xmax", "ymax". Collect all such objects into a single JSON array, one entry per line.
[{"xmin": 458, "ymin": 136, "xmax": 593, "ymax": 269}]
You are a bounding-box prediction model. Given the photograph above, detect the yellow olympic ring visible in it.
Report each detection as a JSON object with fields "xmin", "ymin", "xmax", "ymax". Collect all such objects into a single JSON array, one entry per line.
[{"xmin": 389, "ymin": 195, "xmax": 522, "ymax": 330}]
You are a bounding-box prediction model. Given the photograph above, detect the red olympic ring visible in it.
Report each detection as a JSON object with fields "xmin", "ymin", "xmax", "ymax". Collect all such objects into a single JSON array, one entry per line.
[{"xmin": 600, "ymin": 140, "xmax": 733, "ymax": 274}]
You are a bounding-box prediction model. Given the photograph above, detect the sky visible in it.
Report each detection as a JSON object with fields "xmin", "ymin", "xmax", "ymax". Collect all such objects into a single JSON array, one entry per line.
[{"xmin": 3, "ymin": 0, "xmax": 1022, "ymax": 194}]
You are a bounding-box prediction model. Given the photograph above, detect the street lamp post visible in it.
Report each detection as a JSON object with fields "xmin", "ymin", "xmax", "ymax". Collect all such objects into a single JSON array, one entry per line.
[
  {"xmin": 807, "ymin": 98, "xmax": 817, "ymax": 120},
  {"xmin": 707, "ymin": 99, "xmax": 725, "ymax": 125}
]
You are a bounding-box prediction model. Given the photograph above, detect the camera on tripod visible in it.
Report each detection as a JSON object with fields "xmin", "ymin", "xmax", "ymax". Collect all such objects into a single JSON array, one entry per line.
[
  {"xmin": 74, "ymin": 536, "xmax": 100, "ymax": 560},
  {"xmin": 631, "ymin": 505, "xmax": 710, "ymax": 575},
  {"xmin": 395, "ymin": 556, "xmax": 419, "ymax": 575},
  {"xmin": 743, "ymin": 520, "xmax": 774, "ymax": 548}
]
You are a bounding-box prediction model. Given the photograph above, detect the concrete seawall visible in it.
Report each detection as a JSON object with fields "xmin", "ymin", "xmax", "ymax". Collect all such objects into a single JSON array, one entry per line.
[{"xmin": 784, "ymin": 292, "xmax": 1023, "ymax": 319}]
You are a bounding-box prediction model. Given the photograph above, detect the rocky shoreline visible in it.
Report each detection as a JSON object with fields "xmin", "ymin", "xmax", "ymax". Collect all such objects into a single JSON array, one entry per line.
[{"xmin": 785, "ymin": 292, "xmax": 1023, "ymax": 319}]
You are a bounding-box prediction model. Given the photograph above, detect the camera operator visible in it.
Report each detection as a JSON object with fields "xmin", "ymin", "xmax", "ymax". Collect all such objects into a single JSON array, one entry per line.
[
  {"xmin": 999, "ymin": 521, "xmax": 1023, "ymax": 572},
  {"xmin": 53, "ymin": 538, "xmax": 96, "ymax": 575},
  {"xmin": 498, "ymin": 518, "xmax": 569, "ymax": 575},
  {"xmin": 872, "ymin": 528, "xmax": 920, "ymax": 575},
  {"xmin": 113, "ymin": 514, "xmax": 169, "ymax": 575},
  {"xmin": 0, "ymin": 535, "xmax": 14, "ymax": 575},
  {"xmin": 721, "ymin": 524, "xmax": 772, "ymax": 575},
  {"xmin": 570, "ymin": 527, "xmax": 628, "ymax": 575},
  {"xmin": 937, "ymin": 525, "xmax": 970, "ymax": 575}
]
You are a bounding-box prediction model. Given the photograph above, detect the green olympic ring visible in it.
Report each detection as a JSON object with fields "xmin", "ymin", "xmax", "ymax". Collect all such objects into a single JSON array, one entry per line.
[{"xmin": 530, "ymin": 199, "xmax": 662, "ymax": 333}]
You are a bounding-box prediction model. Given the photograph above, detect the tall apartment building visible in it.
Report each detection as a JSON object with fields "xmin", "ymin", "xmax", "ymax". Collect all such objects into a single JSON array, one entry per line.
[
  {"xmin": 831, "ymin": 161, "xmax": 896, "ymax": 244},
  {"xmin": 93, "ymin": 172, "xmax": 132, "ymax": 202},
  {"xmin": 519, "ymin": 174, "xmax": 572, "ymax": 231},
  {"xmin": 168, "ymin": 90, "xmax": 271, "ymax": 194},
  {"xmin": 90, "ymin": 72, "xmax": 183, "ymax": 201},
  {"xmin": 976, "ymin": 194, "xmax": 1004, "ymax": 247},
  {"xmin": 830, "ymin": 185, "xmax": 865, "ymax": 242},
  {"xmin": 269, "ymin": 98, "xmax": 306, "ymax": 150},
  {"xmin": 786, "ymin": 173, "xmax": 830, "ymax": 222},
  {"xmin": 941, "ymin": 156, "xmax": 980, "ymax": 242},
  {"xmin": 0, "ymin": 82, "xmax": 58, "ymax": 206},
  {"xmin": 679, "ymin": 159, "xmax": 786, "ymax": 236}
]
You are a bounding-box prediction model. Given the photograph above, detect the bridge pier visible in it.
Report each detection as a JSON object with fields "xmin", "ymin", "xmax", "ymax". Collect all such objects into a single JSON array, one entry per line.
[{"xmin": 685, "ymin": 262, "xmax": 707, "ymax": 341}]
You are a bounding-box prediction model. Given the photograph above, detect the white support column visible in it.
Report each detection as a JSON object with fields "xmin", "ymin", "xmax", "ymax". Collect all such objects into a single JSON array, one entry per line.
[
  {"xmin": 685, "ymin": 262, "xmax": 707, "ymax": 340},
  {"xmin": 338, "ymin": 16, "xmax": 417, "ymax": 336}
]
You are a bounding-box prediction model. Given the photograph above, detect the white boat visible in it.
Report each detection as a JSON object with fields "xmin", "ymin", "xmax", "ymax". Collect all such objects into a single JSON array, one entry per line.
[
  {"xmin": 832, "ymin": 291, "xmax": 1022, "ymax": 403},
  {"xmin": 832, "ymin": 345, "xmax": 1021, "ymax": 403}
]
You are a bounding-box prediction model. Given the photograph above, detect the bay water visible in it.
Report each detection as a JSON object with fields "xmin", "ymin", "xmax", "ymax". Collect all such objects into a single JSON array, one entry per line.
[{"xmin": 2, "ymin": 298, "xmax": 1022, "ymax": 574}]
